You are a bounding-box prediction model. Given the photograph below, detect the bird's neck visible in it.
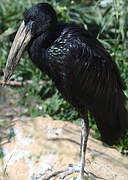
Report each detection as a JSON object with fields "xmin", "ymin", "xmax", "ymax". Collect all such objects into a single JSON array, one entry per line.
[
  {"xmin": 30, "ymin": 29, "xmax": 57, "ymax": 49},
  {"xmin": 28, "ymin": 30, "xmax": 57, "ymax": 72}
]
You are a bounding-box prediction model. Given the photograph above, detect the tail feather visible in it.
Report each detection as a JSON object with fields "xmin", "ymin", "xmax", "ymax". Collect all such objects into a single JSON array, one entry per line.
[{"xmin": 90, "ymin": 91, "xmax": 128, "ymax": 145}]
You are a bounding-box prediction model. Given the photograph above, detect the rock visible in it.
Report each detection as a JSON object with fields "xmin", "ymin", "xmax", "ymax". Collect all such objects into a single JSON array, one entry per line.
[{"xmin": 0, "ymin": 115, "xmax": 128, "ymax": 180}]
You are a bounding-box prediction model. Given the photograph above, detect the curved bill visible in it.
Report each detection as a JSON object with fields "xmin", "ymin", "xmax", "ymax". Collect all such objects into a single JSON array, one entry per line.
[{"xmin": 2, "ymin": 21, "xmax": 32, "ymax": 85}]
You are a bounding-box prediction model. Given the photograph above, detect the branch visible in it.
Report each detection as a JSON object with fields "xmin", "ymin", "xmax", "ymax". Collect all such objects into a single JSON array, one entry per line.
[{"xmin": 0, "ymin": 80, "xmax": 49, "ymax": 87}]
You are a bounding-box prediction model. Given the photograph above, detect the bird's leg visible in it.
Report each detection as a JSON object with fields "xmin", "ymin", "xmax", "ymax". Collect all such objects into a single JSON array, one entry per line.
[
  {"xmin": 43, "ymin": 112, "xmax": 90, "ymax": 180},
  {"xmin": 43, "ymin": 112, "xmax": 103, "ymax": 180},
  {"xmin": 76, "ymin": 112, "xmax": 89, "ymax": 180}
]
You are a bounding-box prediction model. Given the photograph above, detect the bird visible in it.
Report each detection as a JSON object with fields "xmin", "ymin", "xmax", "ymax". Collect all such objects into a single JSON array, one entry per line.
[{"xmin": 3, "ymin": 3, "xmax": 128, "ymax": 180}]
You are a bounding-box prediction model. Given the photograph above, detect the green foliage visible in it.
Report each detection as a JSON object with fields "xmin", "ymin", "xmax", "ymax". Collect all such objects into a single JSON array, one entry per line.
[
  {"xmin": 118, "ymin": 131, "xmax": 128, "ymax": 154},
  {"xmin": 0, "ymin": 148, "xmax": 4, "ymax": 159},
  {"xmin": 0, "ymin": 0, "xmax": 128, "ymax": 154}
]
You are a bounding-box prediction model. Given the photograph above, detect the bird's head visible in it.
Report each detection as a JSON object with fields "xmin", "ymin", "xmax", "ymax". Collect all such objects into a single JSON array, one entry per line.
[
  {"xmin": 2, "ymin": 3, "xmax": 57, "ymax": 84},
  {"xmin": 24, "ymin": 3, "xmax": 57, "ymax": 37}
]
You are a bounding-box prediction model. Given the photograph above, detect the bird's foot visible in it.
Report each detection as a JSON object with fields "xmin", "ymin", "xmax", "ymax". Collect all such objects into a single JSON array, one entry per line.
[{"xmin": 42, "ymin": 164, "xmax": 105, "ymax": 180}]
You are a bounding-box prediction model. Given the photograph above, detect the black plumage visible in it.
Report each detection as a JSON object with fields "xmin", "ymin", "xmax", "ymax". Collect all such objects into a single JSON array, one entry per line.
[
  {"xmin": 26, "ymin": 3, "xmax": 128, "ymax": 145},
  {"xmin": 3, "ymin": 3, "xmax": 128, "ymax": 179}
]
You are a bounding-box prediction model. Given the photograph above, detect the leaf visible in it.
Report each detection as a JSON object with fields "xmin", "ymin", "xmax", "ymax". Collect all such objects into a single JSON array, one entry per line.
[{"xmin": 0, "ymin": 28, "xmax": 16, "ymax": 40}]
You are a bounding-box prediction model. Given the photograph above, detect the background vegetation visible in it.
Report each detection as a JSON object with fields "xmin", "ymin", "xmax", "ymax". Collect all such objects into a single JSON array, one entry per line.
[{"xmin": 0, "ymin": 0, "xmax": 128, "ymax": 153}]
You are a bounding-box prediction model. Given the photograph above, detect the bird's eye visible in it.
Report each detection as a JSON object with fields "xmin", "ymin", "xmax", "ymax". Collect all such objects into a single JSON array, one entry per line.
[{"xmin": 29, "ymin": 16, "xmax": 35, "ymax": 21}]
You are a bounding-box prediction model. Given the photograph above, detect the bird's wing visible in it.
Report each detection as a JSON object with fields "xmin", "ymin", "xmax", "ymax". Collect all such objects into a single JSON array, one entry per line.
[
  {"xmin": 68, "ymin": 33, "xmax": 127, "ymax": 145},
  {"xmin": 71, "ymin": 34, "xmax": 125, "ymax": 111},
  {"xmin": 47, "ymin": 26, "xmax": 125, "ymax": 112}
]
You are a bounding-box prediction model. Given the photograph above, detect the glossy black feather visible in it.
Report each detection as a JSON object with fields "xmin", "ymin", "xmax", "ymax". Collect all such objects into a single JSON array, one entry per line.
[{"xmin": 26, "ymin": 3, "xmax": 128, "ymax": 145}]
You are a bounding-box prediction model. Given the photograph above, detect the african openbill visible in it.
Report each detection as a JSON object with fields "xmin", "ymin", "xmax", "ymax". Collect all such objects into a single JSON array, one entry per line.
[{"xmin": 3, "ymin": 3, "xmax": 128, "ymax": 180}]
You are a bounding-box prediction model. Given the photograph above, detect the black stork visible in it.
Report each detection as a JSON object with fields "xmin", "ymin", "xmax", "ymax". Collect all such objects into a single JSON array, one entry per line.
[{"xmin": 3, "ymin": 3, "xmax": 128, "ymax": 180}]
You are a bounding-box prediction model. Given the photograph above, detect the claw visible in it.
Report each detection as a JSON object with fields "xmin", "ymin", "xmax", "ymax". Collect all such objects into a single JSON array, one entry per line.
[{"xmin": 42, "ymin": 164, "xmax": 104, "ymax": 180}]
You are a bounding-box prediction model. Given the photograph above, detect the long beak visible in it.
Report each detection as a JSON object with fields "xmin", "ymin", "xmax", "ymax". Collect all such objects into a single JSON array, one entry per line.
[{"xmin": 2, "ymin": 21, "xmax": 32, "ymax": 85}]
